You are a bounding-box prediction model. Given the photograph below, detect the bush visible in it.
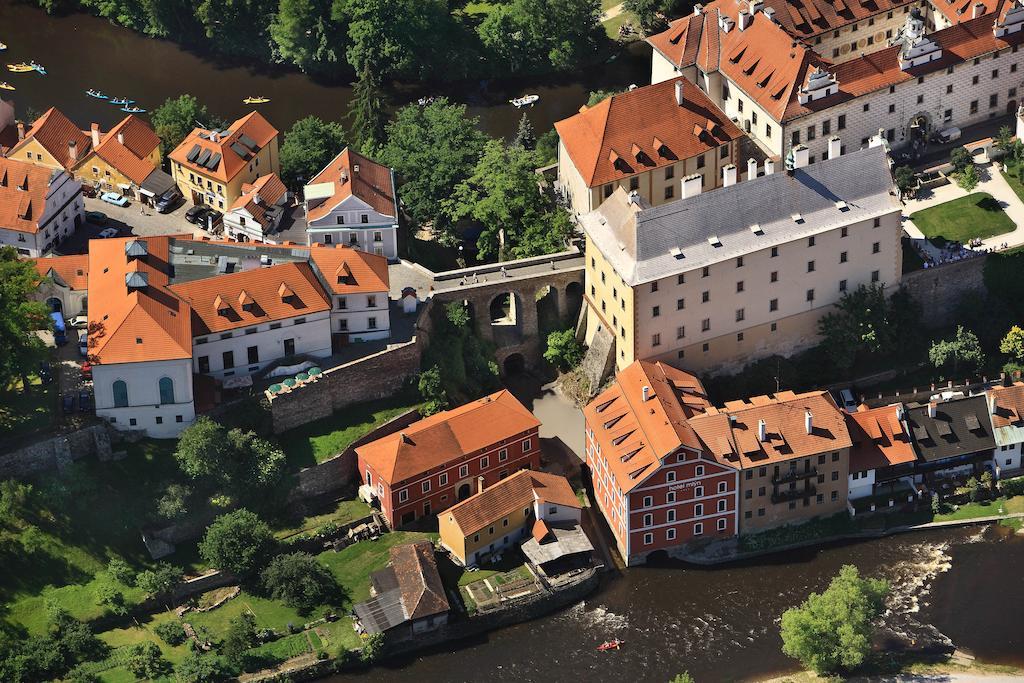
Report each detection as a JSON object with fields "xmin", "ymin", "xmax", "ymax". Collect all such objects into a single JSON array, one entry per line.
[
  {"xmin": 156, "ymin": 482, "xmax": 193, "ymax": 521},
  {"xmin": 360, "ymin": 631, "xmax": 386, "ymax": 663},
  {"xmin": 260, "ymin": 552, "xmax": 341, "ymax": 614},
  {"xmin": 125, "ymin": 642, "xmax": 170, "ymax": 679},
  {"xmin": 543, "ymin": 328, "xmax": 585, "ymax": 371},
  {"xmin": 135, "ymin": 563, "xmax": 182, "ymax": 599},
  {"xmin": 106, "ymin": 558, "xmax": 135, "ymax": 585},
  {"xmin": 199, "ymin": 509, "xmax": 275, "ymax": 577},
  {"xmin": 176, "ymin": 651, "xmax": 228, "ymax": 683},
  {"xmin": 221, "ymin": 613, "xmax": 258, "ymax": 669},
  {"xmin": 94, "ymin": 582, "xmax": 128, "ymax": 616},
  {"xmin": 155, "ymin": 619, "xmax": 188, "ymax": 646},
  {"xmin": 1001, "ymin": 476, "xmax": 1024, "ymax": 497}
]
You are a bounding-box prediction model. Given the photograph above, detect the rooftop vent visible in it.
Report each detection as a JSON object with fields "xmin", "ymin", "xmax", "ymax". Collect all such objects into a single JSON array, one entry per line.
[
  {"xmin": 750, "ymin": 223, "xmax": 764, "ymax": 235},
  {"xmin": 791, "ymin": 213, "xmax": 804, "ymax": 223},
  {"xmin": 835, "ymin": 200, "xmax": 849, "ymax": 211},
  {"xmin": 669, "ymin": 246, "xmax": 685, "ymax": 259},
  {"xmin": 708, "ymin": 235, "xmax": 722, "ymax": 247}
]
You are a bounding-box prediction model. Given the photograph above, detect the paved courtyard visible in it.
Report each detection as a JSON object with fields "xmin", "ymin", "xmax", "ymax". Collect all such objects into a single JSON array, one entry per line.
[{"xmin": 54, "ymin": 196, "xmax": 205, "ymax": 255}]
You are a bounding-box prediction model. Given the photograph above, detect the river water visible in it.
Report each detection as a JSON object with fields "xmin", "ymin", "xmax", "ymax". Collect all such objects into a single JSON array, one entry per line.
[
  {"xmin": 336, "ymin": 525, "xmax": 1024, "ymax": 683},
  {"xmin": 0, "ymin": 2, "xmax": 650, "ymax": 139}
]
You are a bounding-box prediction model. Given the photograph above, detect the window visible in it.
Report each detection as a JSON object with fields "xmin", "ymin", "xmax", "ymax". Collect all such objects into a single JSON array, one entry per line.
[
  {"xmin": 523, "ymin": 439, "xmax": 531, "ymax": 452},
  {"xmin": 155, "ymin": 416, "xmax": 163, "ymax": 425},
  {"xmin": 665, "ymin": 166, "xmax": 675, "ymax": 180},
  {"xmin": 872, "ymin": 241, "xmax": 880, "ymax": 254},
  {"xmin": 701, "ymin": 318, "xmax": 710, "ymax": 332},
  {"xmin": 480, "ymin": 456, "xmax": 489, "ymax": 469},
  {"xmin": 422, "ymin": 480, "xmax": 431, "ymax": 493},
  {"xmin": 643, "ymin": 533, "xmax": 653, "ymax": 545},
  {"xmin": 701, "ymin": 290, "xmax": 710, "ymax": 303},
  {"xmin": 499, "ymin": 448, "xmax": 508, "ymax": 461},
  {"xmin": 652, "ymin": 305, "xmax": 660, "ymax": 317},
  {"xmin": 862, "ymin": 103, "xmax": 870, "ymax": 113},
  {"xmin": 652, "ymin": 333, "xmax": 661, "ymax": 347},
  {"xmin": 735, "ymin": 308, "xmax": 745, "ymax": 322},
  {"xmin": 736, "ymin": 281, "xmax": 744, "ymax": 293},
  {"xmin": 676, "ymin": 326, "xmax": 686, "ymax": 339},
  {"xmin": 721, "ymin": 146, "xmax": 729, "ymax": 159},
  {"xmin": 697, "ymin": 154, "xmax": 706, "ymax": 169},
  {"xmin": 440, "ymin": 472, "xmax": 448, "ymax": 486},
  {"xmin": 839, "ymin": 279, "xmax": 847, "ymax": 292},
  {"xmin": 752, "ymin": 111, "xmax": 758, "ymax": 125},
  {"xmin": 806, "ymin": 289, "xmax": 815, "ymax": 302},
  {"xmin": 971, "ymin": 100, "xmax": 979, "ymax": 114},
  {"xmin": 677, "ymin": 298, "xmax": 685, "ymax": 310},
  {"xmin": 990, "ymin": 93, "xmax": 999, "ymax": 108},
  {"xmin": 837, "ymin": 115, "xmax": 846, "ymax": 130},
  {"xmin": 643, "ymin": 513, "xmax": 653, "ymax": 526},
  {"xmin": 822, "ymin": 120, "xmax": 830, "ymax": 135},
  {"xmin": 629, "ymin": 177, "xmax": 639, "ymax": 191},
  {"xmin": 666, "ymin": 528, "xmax": 676, "ymax": 541},
  {"xmin": 664, "ymin": 186, "xmax": 674, "ymax": 200},
  {"xmin": 807, "ymin": 260, "xmax": 815, "ymax": 273},
  {"xmin": 667, "ymin": 491, "xmax": 676, "ymax": 503},
  {"xmin": 745, "ymin": 489, "xmax": 753, "ymax": 499},
  {"xmin": 770, "ymin": 271, "xmax": 778, "ymax": 283},
  {"xmin": 247, "ymin": 345, "xmax": 259, "ymax": 365},
  {"xmin": 666, "ymin": 471, "xmax": 676, "ymax": 482},
  {"xmin": 770, "ymin": 246, "xmax": 778, "ymax": 258},
  {"xmin": 112, "ymin": 380, "xmax": 128, "ymax": 408},
  {"xmin": 667, "ymin": 509, "xmax": 676, "ymax": 522},
  {"xmin": 840, "ymin": 251, "xmax": 848, "ymax": 263},
  {"xmin": 695, "ymin": 485, "xmax": 704, "ymax": 497},
  {"xmin": 459, "ymin": 464, "xmax": 469, "ymax": 478},
  {"xmin": 399, "ymin": 489, "xmax": 409, "ymax": 503},
  {"xmin": 702, "ymin": 266, "xmax": 710, "ymax": 278},
  {"xmin": 766, "ymin": 124, "xmax": 772, "ymax": 138},
  {"xmin": 736, "ymin": 256, "xmax": 744, "ymax": 268},
  {"xmin": 769, "ymin": 298, "xmax": 778, "ymax": 312},
  {"xmin": 694, "ymin": 503, "xmax": 704, "ymax": 517},
  {"xmin": 791, "ymin": 130, "xmax": 800, "ymax": 146},
  {"xmin": 361, "ymin": 214, "xmax": 369, "ymax": 224},
  {"xmin": 695, "ymin": 465, "xmax": 705, "ymax": 476},
  {"xmin": 198, "ymin": 356, "xmax": 209, "ymax": 373},
  {"xmin": 694, "ymin": 522, "xmax": 703, "ymax": 535},
  {"xmin": 993, "ymin": 68, "xmax": 999, "ymax": 79},
  {"xmin": 222, "ymin": 350, "xmax": 234, "ymax": 370},
  {"xmin": 158, "ymin": 377, "xmax": 174, "ymax": 404},
  {"xmin": 871, "ymin": 270, "xmax": 880, "ymax": 283},
  {"xmin": 643, "ymin": 495, "xmax": 653, "ymax": 508}
]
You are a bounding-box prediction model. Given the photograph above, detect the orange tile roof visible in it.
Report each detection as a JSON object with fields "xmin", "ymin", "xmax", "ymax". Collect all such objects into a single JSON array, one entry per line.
[
  {"xmin": 306, "ymin": 148, "xmax": 397, "ymax": 221},
  {"xmin": 532, "ymin": 518, "xmax": 551, "ymax": 543},
  {"xmin": 988, "ymin": 382, "xmax": 1024, "ymax": 428},
  {"xmin": 691, "ymin": 390, "xmax": 852, "ymax": 468},
  {"xmin": 846, "ymin": 404, "xmax": 917, "ymax": 471},
  {"xmin": 86, "ymin": 236, "xmax": 193, "ymax": 365},
  {"xmin": 168, "ymin": 261, "xmax": 330, "ymax": 335},
  {"xmin": 555, "ymin": 77, "xmax": 742, "ymax": 187},
  {"xmin": 169, "ymin": 111, "xmax": 278, "ymax": 183},
  {"xmin": 32, "ymin": 254, "xmax": 89, "ymax": 290},
  {"xmin": 229, "ymin": 173, "xmax": 288, "ymax": 230},
  {"xmin": 762, "ymin": 0, "xmax": 915, "ymax": 40},
  {"xmin": 932, "ymin": 0, "xmax": 1013, "ymax": 26},
  {"xmin": 307, "ymin": 244, "xmax": 389, "ymax": 295},
  {"xmin": 444, "ymin": 469, "xmax": 579, "ymax": 536},
  {"xmin": 584, "ymin": 360, "xmax": 713, "ymax": 493},
  {"xmin": 87, "ymin": 115, "xmax": 161, "ymax": 185},
  {"xmin": 9, "ymin": 107, "xmax": 92, "ymax": 170},
  {"xmin": 357, "ymin": 390, "xmax": 541, "ymax": 484},
  {"xmin": 0, "ymin": 157, "xmax": 59, "ymax": 234}
]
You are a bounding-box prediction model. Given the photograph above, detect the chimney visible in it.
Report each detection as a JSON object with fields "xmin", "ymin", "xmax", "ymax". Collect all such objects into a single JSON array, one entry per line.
[
  {"xmin": 792, "ymin": 145, "xmax": 810, "ymax": 169},
  {"xmin": 340, "ymin": 169, "xmax": 349, "ymax": 184},
  {"xmin": 642, "ymin": 385, "xmax": 650, "ymax": 402},
  {"xmin": 738, "ymin": 8, "xmax": 752, "ymax": 30},
  {"xmin": 477, "ymin": 475, "xmax": 485, "ymax": 494},
  {"xmin": 627, "ymin": 190, "xmax": 640, "ymax": 205},
  {"xmin": 747, "ymin": 157, "xmax": 757, "ymax": 179},
  {"xmin": 895, "ymin": 404, "xmax": 905, "ymax": 422},
  {"xmin": 827, "ymin": 136, "xmax": 841, "ymax": 160},
  {"xmin": 17, "ymin": 121, "xmax": 25, "ymax": 141},
  {"xmin": 757, "ymin": 418, "xmax": 767, "ymax": 441},
  {"xmin": 67, "ymin": 140, "xmax": 78, "ymax": 162},
  {"xmin": 764, "ymin": 158, "xmax": 775, "ymax": 175},
  {"xmin": 693, "ymin": 2, "xmax": 703, "ymax": 14},
  {"xmin": 928, "ymin": 402, "xmax": 937, "ymax": 419},
  {"xmin": 722, "ymin": 163, "xmax": 737, "ymax": 187},
  {"xmin": 749, "ymin": 0, "xmax": 764, "ymax": 11},
  {"xmin": 681, "ymin": 173, "xmax": 703, "ymax": 199},
  {"xmin": 973, "ymin": 1, "xmax": 985, "ymax": 17},
  {"xmin": 91, "ymin": 123, "xmax": 101, "ymax": 148},
  {"xmin": 989, "ymin": 393, "xmax": 998, "ymax": 415},
  {"xmin": 675, "ymin": 80, "xmax": 685, "ymax": 106},
  {"xmin": 804, "ymin": 410, "xmax": 813, "ymax": 434},
  {"xmin": 117, "ymin": 132, "xmax": 125, "ymax": 145}
]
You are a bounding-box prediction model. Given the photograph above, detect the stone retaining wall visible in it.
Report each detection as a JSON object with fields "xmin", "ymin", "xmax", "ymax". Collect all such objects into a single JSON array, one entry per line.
[
  {"xmin": 900, "ymin": 255, "xmax": 987, "ymax": 327},
  {"xmin": 0, "ymin": 424, "xmax": 112, "ymax": 478}
]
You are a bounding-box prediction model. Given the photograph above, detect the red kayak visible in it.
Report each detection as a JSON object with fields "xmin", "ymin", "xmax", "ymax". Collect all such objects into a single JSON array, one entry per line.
[{"xmin": 597, "ymin": 639, "xmax": 623, "ymax": 651}]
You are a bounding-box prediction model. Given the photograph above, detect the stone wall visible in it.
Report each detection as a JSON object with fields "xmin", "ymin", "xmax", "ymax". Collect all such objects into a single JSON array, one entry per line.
[
  {"xmin": 0, "ymin": 424, "xmax": 112, "ymax": 478},
  {"xmin": 287, "ymin": 409, "xmax": 423, "ymax": 502},
  {"xmin": 900, "ymin": 255, "xmax": 987, "ymax": 327}
]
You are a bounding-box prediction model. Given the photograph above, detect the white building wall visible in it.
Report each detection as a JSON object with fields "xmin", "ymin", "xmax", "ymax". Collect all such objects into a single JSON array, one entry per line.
[
  {"xmin": 330, "ymin": 292, "xmax": 390, "ymax": 342},
  {"xmin": 305, "ymin": 196, "xmax": 398, "ymax": 259},
  {"xmin": 0, "ymin": 172, "xmax": 84, "ymax": 257},
  {"xmin": 191, "ymin": 311, "xmax": 332, "ymax": 379},
  {"xmin": 93, "ymin": 358, "xmax": 196, "ymax": 438},
  {"xmin": 995, "ymin": 442, "xmax": 1024, "ymax": 474},
  {"xmin": 847, "ymin": 469, "xmax": 877, "ymax": 500},
  {"xmin": 535, "ymin": 500, "xmax": 583, "ymax": 525}
]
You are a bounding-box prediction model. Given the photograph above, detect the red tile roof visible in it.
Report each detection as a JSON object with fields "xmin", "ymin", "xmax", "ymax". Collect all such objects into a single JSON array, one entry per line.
[
  {"xmin": 389, "ymin": 541, "xmax": 449, "ymax": 620},
  {"xmin": 305, "ymin": 148, "xmax": 397, "ymax": 221},
  {"xmin": 169, "ymin": 261, "xmax": 330, "ymax": 335},
  {"xmin": 0, "ymin": 157, "xmax": 60, "ymax": 234},
  {"xmin": 444, "ymin": 469, "xmax": 579, "ymax": 536},
  {"xmin": 555, "ymin": 77, "xmax": 742, "ymax": 187},
  {"xmin": 846, "ymin": 404, "xmax": 917, "ymax": 472},
  {"xmin": 760, "ymin": 0, "xmax": 916, "ymax": 40},
  {"xmin": 9, "ymin": 107, "xmax": 91, "ymax": 170},
  {"xmin": 32, "ymin": 254, "xmax": 89, "ymax": 290},
  {"xmin": 583, "ymin": 360, "xmax": 712, "ymax": 493},
  {"xmin": 307, "ymin": 244, "xmax": 389, "ymax": 295},
  {"xmin": 356, "ymin": 390, "xmax": 541, "ymax": 484},
  {"xmin": 169, "ymin": 111, "xmax": 278, "ymax": 183},
  {"xmin": 229, "ymin": 173, "xmax": 288, "ymax": 231},
  {"xmin": 988, "ymin": 382, "xmax": 1024, "ymax": 428},
  {"xmin": 88, "ymin": 115, "xmax": 161, "ymax": 185}
]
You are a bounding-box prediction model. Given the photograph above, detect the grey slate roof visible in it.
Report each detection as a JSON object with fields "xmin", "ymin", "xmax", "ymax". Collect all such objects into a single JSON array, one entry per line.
[
  {"xmin": 521, "ymin": 524, "xmax": 595, "ymax": 566},
  {"xmin": 904, "ymin": 395, "xmax": 996, "ymax": 463},
  {"xmin": 582, "ymin": 145, "xmax": 900, "ymax": 285}
]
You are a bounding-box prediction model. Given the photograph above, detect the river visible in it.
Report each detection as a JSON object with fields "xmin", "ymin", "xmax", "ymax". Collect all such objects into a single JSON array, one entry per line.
[
  {"xmin": 334, "ymin": 525, "xmax": 1024, "ymax": 683},
  {"xmin": 0, "ymin": 2, "xmax": 651, "ymax": 139}
]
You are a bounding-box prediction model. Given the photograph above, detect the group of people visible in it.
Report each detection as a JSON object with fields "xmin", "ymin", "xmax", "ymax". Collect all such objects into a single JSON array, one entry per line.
[{"xmin": 919, "ymin": 238, "xmax": 1010, "ymax": 268}]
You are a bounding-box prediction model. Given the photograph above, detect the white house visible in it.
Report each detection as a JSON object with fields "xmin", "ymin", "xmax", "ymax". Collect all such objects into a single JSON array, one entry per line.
[
  {"xmin": 303, "ymin": 148, "xmax": 399, "ymax": 260},
  {"xmin": 223, "ymin": 173, "xmax": 290, "ymax": 244},
  {"xmin": 92, "ymin": 359, "xmax": 197, "ymax": 438},
  {"xmin": 987, "ymin": 383, "xmax": 1024, "ymax": 477},
  {"xmin": 0, "ymin": 157, "xmax": 83, "ymax": 257},
  {"xmin": 845, "ymin": 404, "xmax": 917, "ymax": 501},
  {"xmin": 307, "ymin": 245, "xmax": 391, "ymax": 344},
  {"xmin": 31, "ymin": 254, "xmax": 89, "ymax": 316}
]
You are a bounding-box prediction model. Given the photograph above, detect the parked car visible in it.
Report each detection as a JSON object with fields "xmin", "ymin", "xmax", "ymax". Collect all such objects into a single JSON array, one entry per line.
[
  {"xmin": 100, "ymin": 191, "xmax": 129, "ymax": 207},
  {"xmin": 78, "ymin": 390, "xmax": 94, "ymax": 412},
  {"xmin": 69, "ymin": 315, "xmax": 88, "ymax": 329},
  {"xmin": 200, "ymin": 209, "xmax": 223, "ymax": 231},
  {"xmin": 78, "ymin": 337, "xmax": 89, "ymax": 357},
  {"xmin": 155, "ymin": 190, "xmax": 183, "ymax": 214},
  {"xmin": 185, "ymin": 205, "xmax": 209, "ymax": 224},
  {"xmin": 38, "ymin": 361, "xmax": 53, "ymax": 385},
  {"xmin": 98, "ymin": 227, "xmax": 119, "ymax": 239},
  {"xmin": 838, "ymin": 388, "xmax": 857, "ymax": 412},
  {"xmin": 81, "ymin": 361, "xmax": 92, "ymax": 379},
  {"xmin": 62, "ymin": 393, "xmax": 76, "ymax": 414},
  {"xmin": 85, "ymin": 210, "xmax": 107, "ymax": 223}
]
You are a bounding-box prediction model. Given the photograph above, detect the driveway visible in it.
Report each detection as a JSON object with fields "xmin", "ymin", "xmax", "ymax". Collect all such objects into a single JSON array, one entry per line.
[{"xmin": 54, "ymin": 196, "xmax": 206, "ymax": 255}]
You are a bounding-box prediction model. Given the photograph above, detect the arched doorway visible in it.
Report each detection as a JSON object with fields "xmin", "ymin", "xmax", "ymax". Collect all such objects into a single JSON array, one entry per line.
[
  {"xmin": 535, "ymin": 285, "xmax": 559, "ymax": 333},
  {"xmin": 907, "ymin": 113, "xmax": 931, "ymax": 157},
  {"xmin": 503, "ymin": 353, "xmax": 526, "ymax": 376},
  {"xmin": 564, "ymin": 281, "xmax": 583, "ymax": 324},
  {"xmin": 457, "ymin": 483, "xmax": 472, "ymax": 501},
  {"xmin": 46, "ymin": 297, "xmax": 62, "ymax": 313},
  {"xmin": 1008, "ymin": 100, "xmax": 1018, "ymax": 115},
  {"xmin": 489, "ymin": 292, "xmax": 517, "ymax": 325}
]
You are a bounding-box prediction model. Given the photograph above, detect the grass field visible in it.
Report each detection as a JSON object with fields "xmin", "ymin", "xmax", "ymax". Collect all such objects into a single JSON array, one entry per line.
[
  {"xmin": 317, "ymin": 531, "xmax": 437, "ymax": 606},
  {"xmin": 0, "ymin": 372, "xmax": 56, "ymax": 440},
  {"xmin": 910, "ymin": 192, "xmax": 1014, "ymax": 245},
  {"xmin": 1002, "ymin": 161, "xmax": 1024, "ymax": 204},
  {"xmin": 273, "ymin": 498, "xmax": 373, "ymax": 541},
  {"xmin": 278, "ymin": 395, "xmax": 421, "ymax": 469}
]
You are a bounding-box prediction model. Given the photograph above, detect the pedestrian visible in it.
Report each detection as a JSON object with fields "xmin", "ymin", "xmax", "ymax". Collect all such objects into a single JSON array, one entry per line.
[{"xmin": 501, "ymin": 266, "xmax": 507, "ymax": 278}]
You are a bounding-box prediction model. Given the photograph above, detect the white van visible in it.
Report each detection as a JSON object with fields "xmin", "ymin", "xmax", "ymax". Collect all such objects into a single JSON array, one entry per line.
[{"xmin": 937, "ymin": 127, "xmax": 962, "ymax": 144}]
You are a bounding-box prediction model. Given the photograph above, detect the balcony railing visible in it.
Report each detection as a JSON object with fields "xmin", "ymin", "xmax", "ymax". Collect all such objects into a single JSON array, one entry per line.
[
  {"xmin": 771, "ymin": 485, "xmax": 816, "ymax": 504},
  {"xmin": 772, "ymin": 466, "xmax": 818, "ymax": 485}
]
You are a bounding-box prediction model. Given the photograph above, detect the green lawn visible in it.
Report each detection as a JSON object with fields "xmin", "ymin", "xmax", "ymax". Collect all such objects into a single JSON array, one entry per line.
[
  {"xmin": 317, "ymin": 531, "xmax": 436, "ymax": 607},
  {"xmin": 933, "ymin": 495, "xmax": 1024, "ymax": 522},
  {"xmin": 1002, "ymin": 161, "xmax": 1024, "ymax": 204},
  {"xmin": 910, "ymin": 192, "xmax": 1015, "ymax": 245},
  {"xmin": 603, "ymin": 10, "xmax": 639, "ymax": 39},
  {"xmin": 186, "ymin": 591, "xmax": 312, "ymax": 639},
  {"xmin": 279, "ymin": 395, "xmax": 422, "ymax": 469},
  {"xmin": 0, "ymin": 372, "xmax": 56, "ymax": 441},
  {"xmin": 273, "ymin": 498, "xmax": 373, "ymax": 541}
]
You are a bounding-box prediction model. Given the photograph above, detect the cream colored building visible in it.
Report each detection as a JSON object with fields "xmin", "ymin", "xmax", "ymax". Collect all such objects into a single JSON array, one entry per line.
[
  {"xmin": 648, "ymin": 0, "xmax": 1024, "ymax": 165},
  {"xmin": 582, "ymin": 145, "xmax": 902, "ymax": 375}
]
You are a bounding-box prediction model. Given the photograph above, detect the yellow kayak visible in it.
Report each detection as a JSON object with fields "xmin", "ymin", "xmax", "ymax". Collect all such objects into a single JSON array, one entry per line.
[
  {"xmin": 7, "ymin": 63, "xmax": 33, "ymax": 73},
  {"xmin": 0, "ymin": 82, "xmax": 14, "ymax": 90},
  {"xmin": 243, "ymin": 96, "xmax": 270, "ymax": 104}
]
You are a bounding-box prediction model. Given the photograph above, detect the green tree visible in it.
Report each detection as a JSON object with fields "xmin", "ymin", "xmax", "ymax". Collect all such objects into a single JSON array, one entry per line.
[
  {"xmin": 346, "ymin": 64, "xmax": 388, "ymax": 153},
  {"xmin": 176, "ymin": 651, "xmax": 229, "ymax": 683},
  {"xmin": 893, "ymin": 165, "xmax": 916, "ymax": 194},
  {"xmin": 994, "ymin": 125, "xmax": 1015, "ymax": 156},
  {"xmin": 585, "ymin": 88, "xmax": 623, "ymax": 106},
  {"xmin": 152, "ymin": 95, "xmax": 225, "ymax": 157},
  {"xmin": 106, "ymin": 558, "xmax": 135, "ymax": 585},
  {"xmin": 477, "ymin": 0, "xmax": 601, "ymax": 73},
  {"xmin": 535, "ymin": 128, "xmax": 559, "ymax": 166},
  {"xmin": 221, "ymin": 612, "xmax": 259, "ymax": 668},
  {"xmin": 950, "ymin": 146, "xmax": 973, "ymax": 173},
  {"xmin": 135, "ymin": 562, "xmax": 182, "ymax": 599},
  {"xmin": 359, "ymin": 631, "xmax": 385, "ymax": 663},
  {"xmin": 174, "ymin": 417, "xmax": 285, "ymax": 497},
  {"xmin": 817, "ymin": 283, "xmax": 891, "ymax": 371},
  {"xmin": 444, "ymin": 139, "xmax": 573, "ymax": 259},
  {"xmin": 125, "ymin": 642, "xmax": 170, "ymax": 679},
  {"xmin": 379, "ymin": 98, "xmax": 488, "ymax": 227},
  {"xmin": 544, "ymin": 328, "xmax": 585, "ymax": 370},
  {"xmin": 260, "ymin": 552, "xmax": 341, "ymax": 613},
  {"xmin": 625, "ymin": 0, "xmax": 667, "ymax": 33},
  {"xmin": 1000, "ymin": 325, "xmax": 1024, "ymax": 363},
  {"xmin": 929, "ymin": 326, "xmax": 985, "ymax": 377},
  {"xmin": 279, "ymin": 115, "xmax": 347, "ymax": 188},
  {"xmin": 957, "ymin": 163, "xmax": 979, "ymax": 192},
  {"xmin": 0, "ymin": 478, "xmax": 34, "ymax": 526},
  {"xmin": 154, "ymin": 619, "xmax": 187, "ymax": 646},
  {"xmin": 94, "ymin": 581, "xmax": 128, "ymax": 616},
  {"xmin": 270, "ymin": 0, "xmax": 344, "ymax": 72},
  {"xmin": 780, "ymin": 565, "xmax": 889, "ymax": 674},
  {"xmin": 155, "ymin": 482, "xmax": 193, "ymax": 521},
  {"xmin": 199, "ymin": 509, "xmax": 275, "ymax": 577},
  {"xmin": 417, "ymin": 366, "xmax": 449, "ymax": 416},
  {"xmin": 0, "ymin": 247, "xmax": 50, "ymax": 394},
  {"xmin": 196, "ymin": 0, "xmax": 276, "ymax": 60},
  {"xmin": 670, "ymin": 674, "xmax": 696, "ymax": 683},
  {"xmin": 513, "ymin": 113, "xmax": 537, "ymax": 151}
]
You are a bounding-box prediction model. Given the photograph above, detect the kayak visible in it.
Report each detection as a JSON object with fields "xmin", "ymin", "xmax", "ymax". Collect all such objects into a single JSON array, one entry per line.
[
  {"xmin": 7, "ymin": 63, "xmax": 34, "ymax": 73},
  {"xmin": 86, "ymin": 89, "xmax": 109, "ymax": 99},
  {"xmin": 0, "ymin": 42, "xmax": 7, "ymax": 51},
  {"xmin": 243, "ymin": 96, "xmax": 270, "ymax": 104},
  {"xmin": 109, "ymin": 97, "xmax": 135, "ymax": 106},
  {"xmin": 122, "ymin": 106, "xmax": 146, "ymax": 114},
  {"xmin": 0, "ymin": 81, "xmax": 14, "ymax": 91},
  {"xmin": 29, "ymin": 62, "xmax": 45, "ymax": 75},
  {"xmin": 596, "ymin": 639, "xmax": 623, "ymax": 651}
]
